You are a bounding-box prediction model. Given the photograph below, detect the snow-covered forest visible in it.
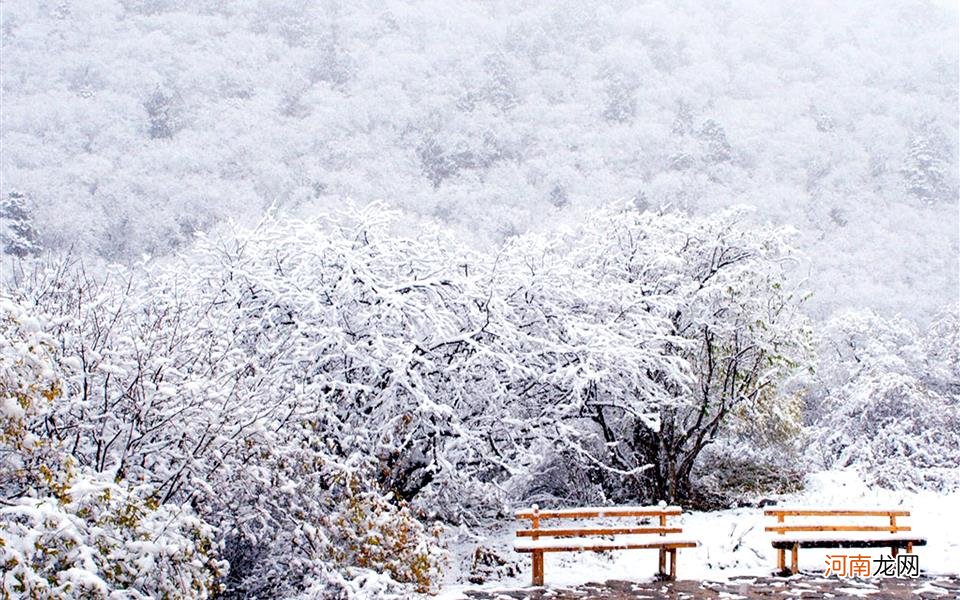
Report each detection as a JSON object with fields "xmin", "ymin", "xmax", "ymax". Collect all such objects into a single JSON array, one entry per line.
[{"xmin": 1, "ymin": 1, "xmax": 958, "ymax": 598}]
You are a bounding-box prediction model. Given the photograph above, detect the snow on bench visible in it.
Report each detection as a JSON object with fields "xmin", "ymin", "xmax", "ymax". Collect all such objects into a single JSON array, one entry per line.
[
  {"xmin": 764, "ymin": 508, "xmax": 927, "ymax": 575},
  {"xmin": 513, "ymin": 503, "xmax": 698, "ymax": 586},
  {"xmin": 514, "ymin": 505, "xmax": 683, "ymax": 519}
]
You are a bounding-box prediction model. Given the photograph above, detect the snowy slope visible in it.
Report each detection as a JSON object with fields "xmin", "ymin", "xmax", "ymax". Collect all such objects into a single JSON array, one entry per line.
[{"xmin": 2, "ymin": 0, "xmax": 956, "ymax": 320}]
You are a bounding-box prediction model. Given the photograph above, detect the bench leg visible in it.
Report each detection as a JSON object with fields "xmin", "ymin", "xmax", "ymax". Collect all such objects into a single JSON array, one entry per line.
[
  {"xmin": 658, "ymin": 548, "xmax": 666, "ymax": 577},
  {"xmin": 532, "ymin": 550, "xmax": 544, "ymax": 586},
  {"xmin": 892, "ymin": 547, "xmax": 898, "ymax": 558},
  {"xmin": 790, "ymin": 543, "xmax": 798, "ymax": 575},
  {"xmin": 777, "ymin": 548, "xmax": 785, "ymax": 572},
  {"xmin": 907, "ymin": 542, "xmax": 913, "ymax": 553},
  {"xmin": 669, "ymin": 548, "xmax": 677, "ymax": 581}
]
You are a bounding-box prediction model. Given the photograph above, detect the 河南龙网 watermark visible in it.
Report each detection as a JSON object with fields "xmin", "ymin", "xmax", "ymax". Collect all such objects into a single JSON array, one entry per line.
[{"xmin": 823, "ymin": 554, "xmax": 919, "ymax": 578}]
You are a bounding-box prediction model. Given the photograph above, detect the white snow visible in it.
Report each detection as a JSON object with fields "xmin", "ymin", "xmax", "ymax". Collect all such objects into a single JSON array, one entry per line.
[{"xmin": 833, "ymin": 587, "xmax": 877, "ymax": 597}]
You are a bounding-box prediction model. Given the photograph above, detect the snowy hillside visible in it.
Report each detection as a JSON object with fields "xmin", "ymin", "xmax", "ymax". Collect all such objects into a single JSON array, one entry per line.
[{"xmin": 2, "ymin": 0, "xmax": 957, "ymax": 318}]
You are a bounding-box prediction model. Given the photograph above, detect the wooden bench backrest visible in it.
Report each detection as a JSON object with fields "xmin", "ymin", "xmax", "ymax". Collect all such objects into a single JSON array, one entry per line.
[
  {"xmin": 515, "ymin": 505, "xmax": 684, "ymax": 539},
  {"xmin": 764, "ymin": 509, "xmax": 912, "ymax": 535}
]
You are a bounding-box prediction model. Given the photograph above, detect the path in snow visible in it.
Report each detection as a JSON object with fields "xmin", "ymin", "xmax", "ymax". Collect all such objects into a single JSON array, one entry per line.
[{"xmin": 459, "ymin": 574, "xmax": 960, "ymax": 599}]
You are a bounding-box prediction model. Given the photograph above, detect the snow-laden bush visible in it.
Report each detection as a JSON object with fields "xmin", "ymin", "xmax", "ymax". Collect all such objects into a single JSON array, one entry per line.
[
  {"xmin": 809, "ymin": 309, "xmax": 960, "ymax": 491},
  {"xmin": 814, "ymin": 370, "xmax": 960, "ymax": 490},
  {"xmin": 1, "ymin": 297, "xmax": 225, "ymax": 599},
  {"xmin": 1, "ymin": 474, "xmax": 225, "ymax": 598},
  {"xmin": 324, "ymin": 471, "xmax": 445, "ymax": 591},
  {"xmin": 1, "ymin": 296, "xmax": 63, "ymax": 500},
  {"xmin": 8, "ymin": 208, "xmax": 463, "ymax": 595},
  {"xmin": 213, "ymin": 422, "xmax": 447, "ymax": 597}
]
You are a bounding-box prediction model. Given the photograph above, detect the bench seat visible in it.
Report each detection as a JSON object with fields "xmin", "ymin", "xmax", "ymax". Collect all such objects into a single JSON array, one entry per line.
[
  {"xmin": 514, "ymin": 534, "xmax": 699, "ymax": 553},
  {"xmin": 771, "ymin": 536, "xmax": 927, "ymax": 550}
]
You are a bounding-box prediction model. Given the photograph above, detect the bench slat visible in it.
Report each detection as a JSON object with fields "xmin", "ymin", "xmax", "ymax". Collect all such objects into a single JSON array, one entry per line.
[
  {"xmin": 515, "ymin": 536, "xmax": 699, "ymax": 552},
  {"xmin": 766, "ymin": 525, "xmax": 912, "ymax": 533},
  {"xmin": 763, "ymin": 509, "xmax": 910, "ymax": 517},
  {"xmin": 515, "ymin": 542, "xmax": 699, "ymax": 553},
  {"xmin": 771, "ymin": 538, "xmax": 927, "ymax": 550},
  {"xmin": 517, "ymin": 526, "xmax": 683, "ymax": 538},
  {"xmin": 516, "ymin": 507, "xmax": 682, "ymax": 519}
]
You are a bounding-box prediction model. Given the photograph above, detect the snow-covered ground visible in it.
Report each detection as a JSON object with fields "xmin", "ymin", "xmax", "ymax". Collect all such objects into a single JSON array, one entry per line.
[{"xmin": 438, "ymin": 471, "xmax": 960, "ymax": 598}]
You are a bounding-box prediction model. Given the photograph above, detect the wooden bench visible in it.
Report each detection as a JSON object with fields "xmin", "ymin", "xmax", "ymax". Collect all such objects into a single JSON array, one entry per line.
[
  {"xmin": 513, "ymin": 504, "xmax": 698, "ymax": 586},
  {"xmin": 764, "ymin": 508, "xmax": 927, "ymax": 575}
]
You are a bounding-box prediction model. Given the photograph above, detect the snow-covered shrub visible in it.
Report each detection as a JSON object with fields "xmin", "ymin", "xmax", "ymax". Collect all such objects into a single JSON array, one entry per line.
[
  {"xmin": 1, "ymin": 474, "xmax": 225, "ymax": 598},
  {"xmin": 1, "ymin": 296, "xmax": 225, "ymax": 599},
  {"xmin": 814, "ymin": 371, "xmax": 960, "ymax": 490},
  {"xmin": 213, "ymin": 421, "xmax": 446, "ymax": 597},
  {"xmin": 1, "ymin": 296, "xmax": 63, "ymax": 500},
  {"xmin": 466, "ymin": 546, "xmax": 520, "ymax": 585},
  {"xmin": 809, "ymin": 309, "xmax": 960, "ymax": 491},
  {"xmin": 323, "ymin": 471, "xmax": 445, "ymax": 592}
]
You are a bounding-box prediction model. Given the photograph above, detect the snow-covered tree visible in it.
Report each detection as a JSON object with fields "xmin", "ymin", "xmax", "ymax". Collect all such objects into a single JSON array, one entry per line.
[
  {"xmin": 1, "ymin": 192, "xmax": 41, "ymax": 258},
  {"xmin": 553, "ymin": 206, "xmax": 813, "ymax": 504},
  {"xmin": 143, "ymin": 85, "xmax": 184, "ymax": 140},
  {"xmin": 903, "ymin": 126, "xmax": 954, "ymax": 205}
]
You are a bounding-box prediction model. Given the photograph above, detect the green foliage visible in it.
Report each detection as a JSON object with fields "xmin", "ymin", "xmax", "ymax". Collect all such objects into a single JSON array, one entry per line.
[{"xmin": 325, "ymin": 473, "xmax": 446, "ymax": 593}]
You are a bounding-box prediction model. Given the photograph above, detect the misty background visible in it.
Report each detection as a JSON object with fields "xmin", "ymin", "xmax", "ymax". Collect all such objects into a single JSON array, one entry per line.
[{"xmin": 2, "ymin": 0, "xmax": 957, "ymax": 320}]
